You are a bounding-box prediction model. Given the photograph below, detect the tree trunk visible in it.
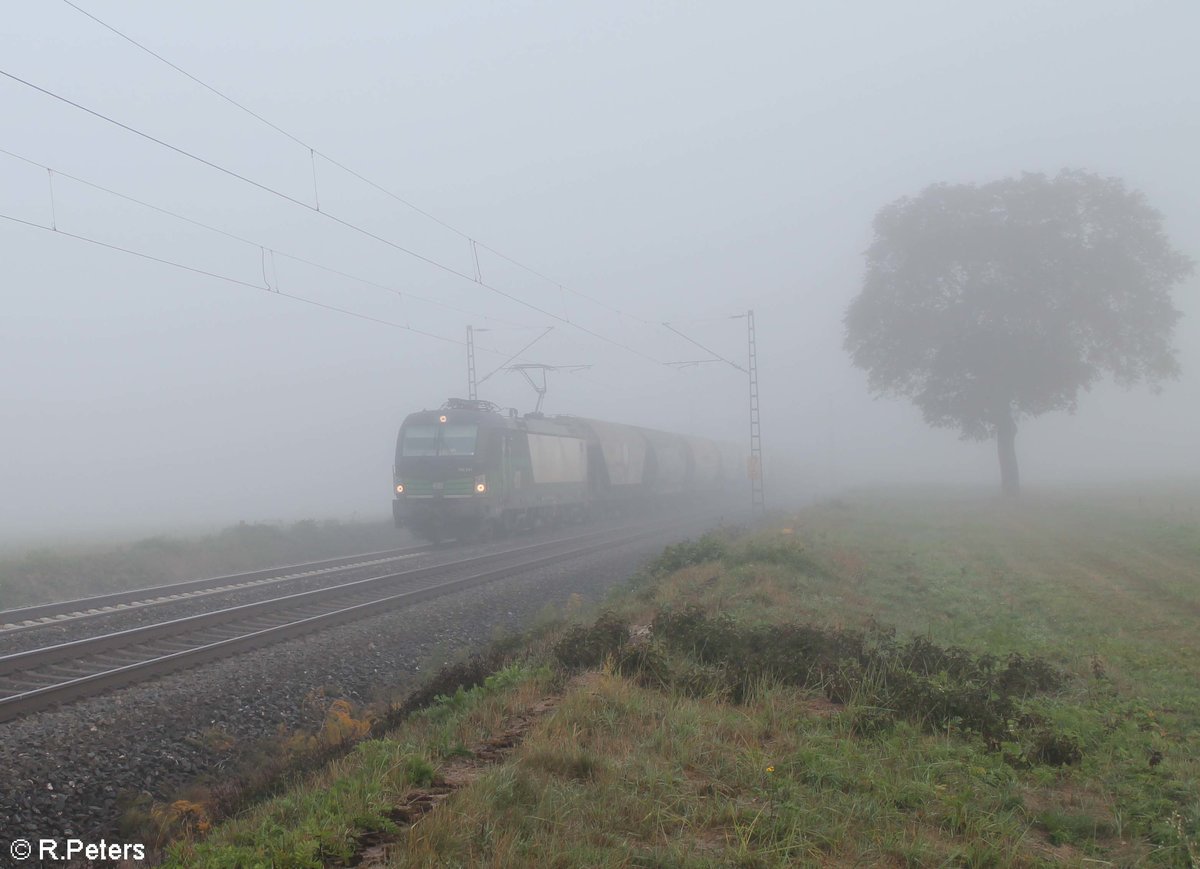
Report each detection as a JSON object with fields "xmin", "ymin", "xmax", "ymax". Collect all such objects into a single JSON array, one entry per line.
[{"xmin": 996, "ymin": 408, "xmax": 1020, "ymax": 497}]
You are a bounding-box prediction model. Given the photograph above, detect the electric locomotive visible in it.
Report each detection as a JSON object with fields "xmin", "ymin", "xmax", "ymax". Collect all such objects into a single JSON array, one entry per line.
[
  {"xmin": 392, "ymin": 398, "xmax": 742, "ymax": 542},
  {"xmin": 392, "ymin": 398, "xmax": 589, "ymax": 541}
]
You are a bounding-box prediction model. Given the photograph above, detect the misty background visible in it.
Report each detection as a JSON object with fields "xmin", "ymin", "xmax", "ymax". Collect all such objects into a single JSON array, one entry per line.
[{"xmin": 2, "ymin": 1, "xmax": 1197, "ymax": 542}]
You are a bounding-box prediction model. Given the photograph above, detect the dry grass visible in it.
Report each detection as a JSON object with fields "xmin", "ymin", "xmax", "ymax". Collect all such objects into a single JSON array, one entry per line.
[{"xmin": 169, "ymin": 487, "xmax": 1200, "ymax": 867}]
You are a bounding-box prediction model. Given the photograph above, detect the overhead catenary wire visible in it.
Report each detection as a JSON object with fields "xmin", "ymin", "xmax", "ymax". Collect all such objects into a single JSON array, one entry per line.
[
  {"xmin": 477, "ymin": 327, "xmax": 555, "ymax": 386},
  {"xmin": 2, "ymin": 205, "xmax": 550, "ymax": 366},
  {"xmin": 0, "ymin": 145, "xmax": 537, "ymax": 331},
  {"xmin": 661, "ymin": 322, "xmax": 748, "ymax": 373},
  {"xmin": 58, "ymin": 0, "xmax": 661, "ymax": 328},
  {"xmin": 0, "ymin": 66, "xmax": 666, "ymax": 365},
  {"xmin": 0, "ymin": 210, "xmax": 464, "ymax": 345}
]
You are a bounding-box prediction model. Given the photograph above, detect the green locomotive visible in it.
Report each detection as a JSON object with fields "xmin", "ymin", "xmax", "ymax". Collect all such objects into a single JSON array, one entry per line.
[{"xmin": 392, "ymin": 398, "xmax": 741, "ymax": 542}]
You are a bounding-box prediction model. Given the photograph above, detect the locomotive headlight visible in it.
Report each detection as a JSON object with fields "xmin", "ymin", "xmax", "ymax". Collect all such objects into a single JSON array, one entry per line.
[
  {"xmin": 475, "ymin": 482, "xmax": 487, "ymax": 493},
  {"xmin": 395, "ymin": 483, "xmax": 405, "ymax": 494},
  {"xmin": 438, "ymin": 414, "xmax": 448, "ymax": 423}
]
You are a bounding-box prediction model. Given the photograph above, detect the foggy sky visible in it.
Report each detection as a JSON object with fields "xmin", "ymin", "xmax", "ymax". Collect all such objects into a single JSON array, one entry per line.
[{"xmin": 2, "ymin": 1, "xmax": 1198, "ymax": 541}]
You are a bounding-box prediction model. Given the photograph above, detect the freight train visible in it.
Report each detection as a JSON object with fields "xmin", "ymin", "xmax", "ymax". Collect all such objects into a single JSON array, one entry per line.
[{"xmin": 392, "ymin": 398, "xmax": 743, "ymax": 542}]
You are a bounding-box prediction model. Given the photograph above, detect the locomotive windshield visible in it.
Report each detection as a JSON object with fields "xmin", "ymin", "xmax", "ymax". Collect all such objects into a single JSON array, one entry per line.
[{"xmin": 401, "ymin": 423, "xmax": 478, "ymax": 456}]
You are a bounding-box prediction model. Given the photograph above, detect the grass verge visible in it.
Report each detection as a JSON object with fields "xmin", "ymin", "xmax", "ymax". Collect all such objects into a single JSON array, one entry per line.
[{"xmin": 166, "ymin": 488, "xmax": 1200, "ymax": 867}]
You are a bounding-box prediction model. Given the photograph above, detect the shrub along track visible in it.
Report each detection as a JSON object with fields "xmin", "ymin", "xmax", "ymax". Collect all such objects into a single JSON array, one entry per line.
[{"xmin": 0, "ymin": 519, "xmax": 696, "ymax": 724}]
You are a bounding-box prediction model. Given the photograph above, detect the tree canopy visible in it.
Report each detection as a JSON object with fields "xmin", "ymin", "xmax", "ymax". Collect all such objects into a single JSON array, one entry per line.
[{"xmin": 844, "ymin": 170, "xmax": 1193, "ymax": 495}]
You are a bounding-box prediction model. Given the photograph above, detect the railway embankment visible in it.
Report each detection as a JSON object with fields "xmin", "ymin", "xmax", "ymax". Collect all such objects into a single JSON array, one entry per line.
[
  {"xmin": 167, "ymin": 488, "xmax": 1200, "ymax": 867},
  {"xmin": 0, "ymin": 517, "xmax": 710, "ymax": 848}
]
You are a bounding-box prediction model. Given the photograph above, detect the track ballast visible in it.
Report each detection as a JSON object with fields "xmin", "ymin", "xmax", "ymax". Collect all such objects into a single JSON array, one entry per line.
[{"xmin": 0, "ymin": 518, "xmax": 690, "ymax": 723}]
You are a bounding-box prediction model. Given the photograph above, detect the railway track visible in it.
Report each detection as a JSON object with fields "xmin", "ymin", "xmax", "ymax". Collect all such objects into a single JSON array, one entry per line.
[
  {"xmin": 0, "ymin": 545, "xmax": 432, "ymax": 637},
  {"xmin": 0, "ymin": 518, "xmax": 686, "ymax": 723}
]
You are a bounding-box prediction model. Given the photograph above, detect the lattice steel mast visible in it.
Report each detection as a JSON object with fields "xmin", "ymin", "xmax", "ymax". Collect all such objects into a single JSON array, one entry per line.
[
  {"xmin": 466, "ymin": 325, "xmax": 478, "ymax": 400},
  {"xmin": 665, "ymin": 310, "xmax": 766, "ymax": 517},
  {"xmin": 747, "ymin": 309, "xmax": 765, "ymax": 517}
]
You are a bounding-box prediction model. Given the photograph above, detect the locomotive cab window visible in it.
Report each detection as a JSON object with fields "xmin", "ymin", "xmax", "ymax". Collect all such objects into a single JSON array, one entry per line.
[
  {"xmin": 401, "ymin": 423, "xmax": 478, "ymax": 456},
  {"xmin": 441, "ymin": 424, "xmax": 478, "ymax": 456}
]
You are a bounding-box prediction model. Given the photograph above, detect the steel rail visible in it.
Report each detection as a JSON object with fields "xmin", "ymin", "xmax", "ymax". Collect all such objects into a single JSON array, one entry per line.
[
  {"xmin": 0, "ymin": 544, "xmax": 432, "ymax": 632},
  {"xmin": 0, "ymin": 523, "xmax": 638, "ymax": 677},
  {"xmin": 0, "ymin": 519, "xmax": 686, "ymax": 722}
]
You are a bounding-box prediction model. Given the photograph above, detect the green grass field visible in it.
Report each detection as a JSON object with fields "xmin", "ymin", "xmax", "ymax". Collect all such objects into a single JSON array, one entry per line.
[{"xmin": 166, "ymin": 488, "xmax": 1200, "ymax": 867}]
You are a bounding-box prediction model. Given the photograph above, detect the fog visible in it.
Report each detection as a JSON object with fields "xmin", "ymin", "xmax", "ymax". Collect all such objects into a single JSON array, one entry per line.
[{"xmin": 2, "ymin": 1, "xmax": 1197, "ymax": 541}]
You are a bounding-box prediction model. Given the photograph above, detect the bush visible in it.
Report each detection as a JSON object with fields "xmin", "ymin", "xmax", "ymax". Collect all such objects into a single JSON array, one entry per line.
[
  {"xmin": 643, "ymin": 534, "xmax": 730, "ymax": 577},
  {"xmin": 733, "ymin": 537, "xmax": 821, "ymax": 572},
  {"xmin": 552, "ymin": 611, "xmax": 629, "ymax": 670},
  {"xmin": 639, "ymin": 606, "xmax": 1074, "ymax": 763}
]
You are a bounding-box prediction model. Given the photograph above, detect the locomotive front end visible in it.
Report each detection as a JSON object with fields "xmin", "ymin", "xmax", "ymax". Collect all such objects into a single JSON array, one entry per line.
[{"xmin": 392, "ymin": 402, "xmax": 498, "ymax": 542}]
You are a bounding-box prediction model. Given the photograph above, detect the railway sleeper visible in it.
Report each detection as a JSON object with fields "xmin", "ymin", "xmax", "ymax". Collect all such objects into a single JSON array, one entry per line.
[
  {"xmin": 195, "ymin": 627, "xmax": 249, "ymax": 639},
  {"xmin": 147, "ymin": 640, "xmax": 198, "ymax": 652},
  {"xmin": 41, "ymin": 664, "xmax": 97, "ymax": 678},
  {"xmin": 95, "ymin": 651, "xmax": 154, "ymax": 665},
  {"xmin": 38, "ymin": 664, "xmax": 98, "ymax": 678},
  {"xmin": 2, "ymin": 676, "xmax": 60, "ymax": 689}
]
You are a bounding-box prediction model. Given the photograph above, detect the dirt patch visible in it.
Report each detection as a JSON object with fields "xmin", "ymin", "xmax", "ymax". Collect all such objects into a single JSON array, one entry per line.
[
  {"xmin": 1016, "ymin": 782, "xmax": 1130, "ymax": 863},
  {"xmin": 349, "ymin": 691, "xmax": 564, "ymax": 867},
  {"xmin": 692, "ymin": 827, "xmax": 730, "ymax": 855},
  {"xmin": 799, "ymin": 694, "xmax": 843, "ymax": 717},
  {"xmin": 572, "ymin": 670, "xmax": 606, "ymax": 694},
  {"xmin": 1025, "ymin": 838, "xmax": 1085, "ymax": 865}
]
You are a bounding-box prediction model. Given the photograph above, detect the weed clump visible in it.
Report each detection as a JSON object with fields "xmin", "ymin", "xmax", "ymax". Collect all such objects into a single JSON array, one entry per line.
[
  {"xmin": 639, "ymin": 606, "xmax": 1075, "ymax": 764},
  {"xmin": 546, "ymin": 603, "xmax": 1074, "ymax": 764},
  {"xmin": 994, "ymin": 651, "xmax": 1065, "ymax": 695},
  {"xmin": 523, "ymin": 748, "xmax": 605, "ymax": 782},
  {"xmin": 381, "ymin": 647, "xmax": 512, "ymax": 728},
  {"xmin": 734, "ymin": 536, "xmax": 821, "ymax": 572},
  {"xmin": 403, "ymin": 755, "xmax": 436, "ymax": 787},
  {"xmin": 638, "ymin": 529, "xmax": 821, "ymax": 581},
  {"xmin": 552, "ymin": 611, "xmax": 629, "ymax": 670},
  {"xmin": 1015, "ymin": 720, "xmax": 1084, "ymax": 767},
  {"xmin": 643, "ymin": 533, "xmax": 731, "ymax": 578}
]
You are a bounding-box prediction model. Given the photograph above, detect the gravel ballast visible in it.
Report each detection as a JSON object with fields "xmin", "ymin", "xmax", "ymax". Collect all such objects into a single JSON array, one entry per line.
[
  {"xmin": 0, "ymin": 517, "xmax": 720, "ymax": 843},
  {"xmin": 0, "ymin": 518, "xmax": 645, "ymax": 656}
]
